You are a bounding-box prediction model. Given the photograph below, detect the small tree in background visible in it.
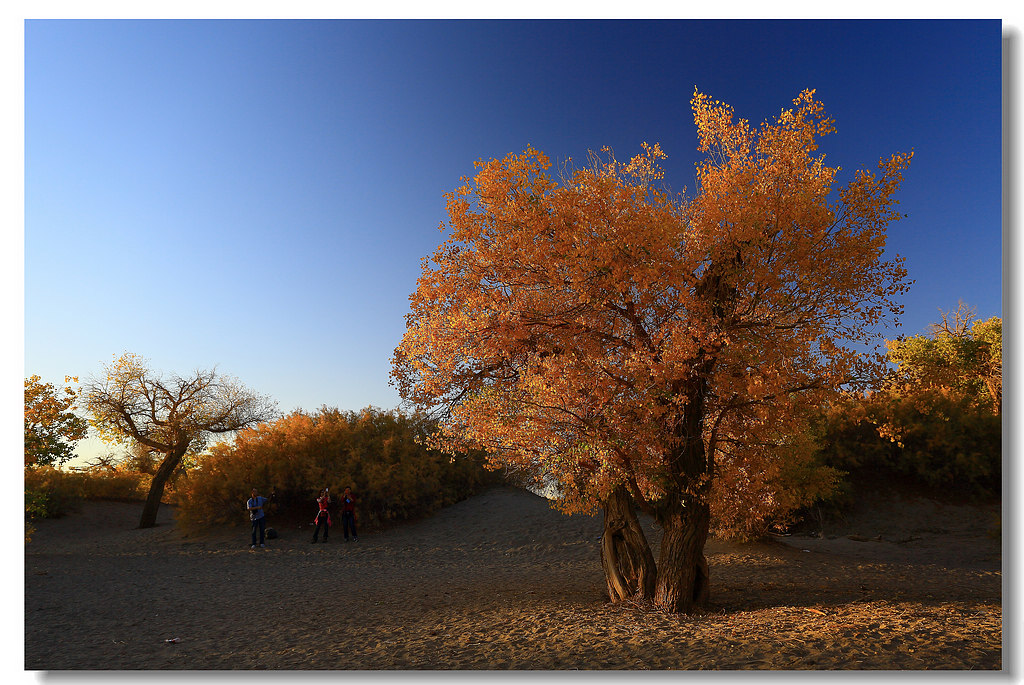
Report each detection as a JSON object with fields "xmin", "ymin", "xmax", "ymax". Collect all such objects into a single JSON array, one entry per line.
[
  {"xmin": 25, "ymin": 375, "xmax": 88, "ymax": 468},
  {"xmin": 83, "ymin": 352, "xmax": 278, "ymax": 529}
]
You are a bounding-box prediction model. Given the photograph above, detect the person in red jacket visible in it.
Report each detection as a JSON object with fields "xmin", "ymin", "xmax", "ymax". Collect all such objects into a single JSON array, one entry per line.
[
  {"xmin": 341, "ymin": 486, "xmax": 358, "ymax": 542},
  {"xmin": 311, "ymin": 487, "xmax": 331, "ymax": 543}
]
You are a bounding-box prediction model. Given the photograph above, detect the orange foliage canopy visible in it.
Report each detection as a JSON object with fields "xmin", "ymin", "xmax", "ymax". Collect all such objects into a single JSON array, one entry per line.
[{"xmin": 392, "ymin": 89, "xmax": 912, "ymax": 524}]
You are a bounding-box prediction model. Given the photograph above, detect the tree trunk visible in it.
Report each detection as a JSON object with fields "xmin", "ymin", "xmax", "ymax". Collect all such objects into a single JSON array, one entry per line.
[
  {"xmin": 643, "ymin": 251, "xmax": 731, "ymax": 613},
  {"xmin": 600, "ymin": 486, "xmax": 657, "ymax": 602},
  {"xmin": 653, "ymin": 495, "xmax": 711, "ymax": 614},
  {"xmin": 138, "ymin": 446, "xmax": 186, "ymax": 529}
]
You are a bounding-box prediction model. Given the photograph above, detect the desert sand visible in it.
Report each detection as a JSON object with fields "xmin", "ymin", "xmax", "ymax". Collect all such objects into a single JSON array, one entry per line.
[{"xmin": 24, "ymin": 484, "xmax": 1001, "ymax": 670}]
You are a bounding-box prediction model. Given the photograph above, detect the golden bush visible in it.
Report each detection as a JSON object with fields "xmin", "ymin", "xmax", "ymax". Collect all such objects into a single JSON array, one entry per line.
[{"xmin": 174, "ymin": 407, "xmax": 495, "ymax": 531}]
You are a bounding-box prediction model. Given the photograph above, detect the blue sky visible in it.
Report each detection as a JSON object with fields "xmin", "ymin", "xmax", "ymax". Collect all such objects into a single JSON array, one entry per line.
[{"xmin": 19, "ymin": 18, "xmax": 1005, "ymax": 465}]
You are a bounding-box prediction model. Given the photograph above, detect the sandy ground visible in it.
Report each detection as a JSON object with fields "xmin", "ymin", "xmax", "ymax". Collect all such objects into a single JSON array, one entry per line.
[{"xmin": 24, "ymin": 485, "xmax": 1001, "ymax": 670}]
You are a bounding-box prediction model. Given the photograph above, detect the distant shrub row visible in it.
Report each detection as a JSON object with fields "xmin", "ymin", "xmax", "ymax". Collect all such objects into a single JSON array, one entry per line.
[
  {"xmin": 24, "ymin": 466, "xmax": 155, "ymax": 540},
  {"xmin": 173, "ymin": 406, "xmax": 498, "ymax": 532}
]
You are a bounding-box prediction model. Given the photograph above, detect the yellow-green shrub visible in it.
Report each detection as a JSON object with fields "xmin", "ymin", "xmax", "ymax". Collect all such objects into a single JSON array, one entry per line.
[
  {"xmin": 816, "ymin": 307, "xmax": 1002, "ymax": 498},
  {"xmin": 813, "ymin": 387, "xmax": 1000, "ymax": 496}
]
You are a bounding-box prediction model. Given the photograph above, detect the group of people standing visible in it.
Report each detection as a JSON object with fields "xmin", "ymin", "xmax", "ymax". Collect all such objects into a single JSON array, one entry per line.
[
  {"xmin": 311, "ymin": 486, "xmax": 358, "ymax": 543},
  {"xmin": 245, "ymin": 485, "xmax": 358, "ymax": 549}
]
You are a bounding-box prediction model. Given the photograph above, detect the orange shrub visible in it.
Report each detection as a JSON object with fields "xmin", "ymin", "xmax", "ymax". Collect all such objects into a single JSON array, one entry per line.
[
  {"xmin": 174, "ymin": 406, "xmax": 496, "ymax": 531},
  {"xmin": 710, "ymin": 431, "xmax": 842, "ymax": 541}
]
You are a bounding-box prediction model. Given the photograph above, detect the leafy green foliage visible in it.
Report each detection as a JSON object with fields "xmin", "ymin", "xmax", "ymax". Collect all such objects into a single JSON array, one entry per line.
[
  {"xmin": 174, "ymin": 406, "xmax": 497, "ymax": 531},
  {"xmin": 24, "ymin": 489, "xmax": 49, "ymax": 542}
]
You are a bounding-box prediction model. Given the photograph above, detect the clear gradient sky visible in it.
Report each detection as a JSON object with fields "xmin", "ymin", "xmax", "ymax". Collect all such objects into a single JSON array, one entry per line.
[{"xmin": 20, "ymin": 18, "xmax": 1004, "ymax": 465}]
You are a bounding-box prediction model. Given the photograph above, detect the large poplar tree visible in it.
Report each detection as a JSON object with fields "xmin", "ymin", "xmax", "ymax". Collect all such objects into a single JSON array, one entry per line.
[{"xmin": 392, "ymin": 89, "xmax": 912, "ymax": 613}]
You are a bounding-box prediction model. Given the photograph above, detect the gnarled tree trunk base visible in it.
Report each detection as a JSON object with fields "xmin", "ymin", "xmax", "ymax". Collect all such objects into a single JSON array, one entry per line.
[{"xmin": 600, "ymin": 487, "xmax": 657, "ymax": 602}]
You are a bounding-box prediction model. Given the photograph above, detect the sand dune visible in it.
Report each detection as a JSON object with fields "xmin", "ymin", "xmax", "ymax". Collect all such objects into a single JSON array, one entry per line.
[{"xmin": 24, "ymin": 485, "xmax": 1000, "ymax": 670}]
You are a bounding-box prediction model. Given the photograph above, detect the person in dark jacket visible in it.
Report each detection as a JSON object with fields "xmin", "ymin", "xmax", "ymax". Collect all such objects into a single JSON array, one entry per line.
[{"xmin": 341, "ymin": 486, "xmax": 358, "ymax": 542}]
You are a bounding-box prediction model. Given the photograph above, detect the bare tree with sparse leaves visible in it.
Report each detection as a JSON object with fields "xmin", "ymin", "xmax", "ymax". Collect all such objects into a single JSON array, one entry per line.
[{"xmin": 83, "ymin": 352, "xmax": 278, "ymax": 528}]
